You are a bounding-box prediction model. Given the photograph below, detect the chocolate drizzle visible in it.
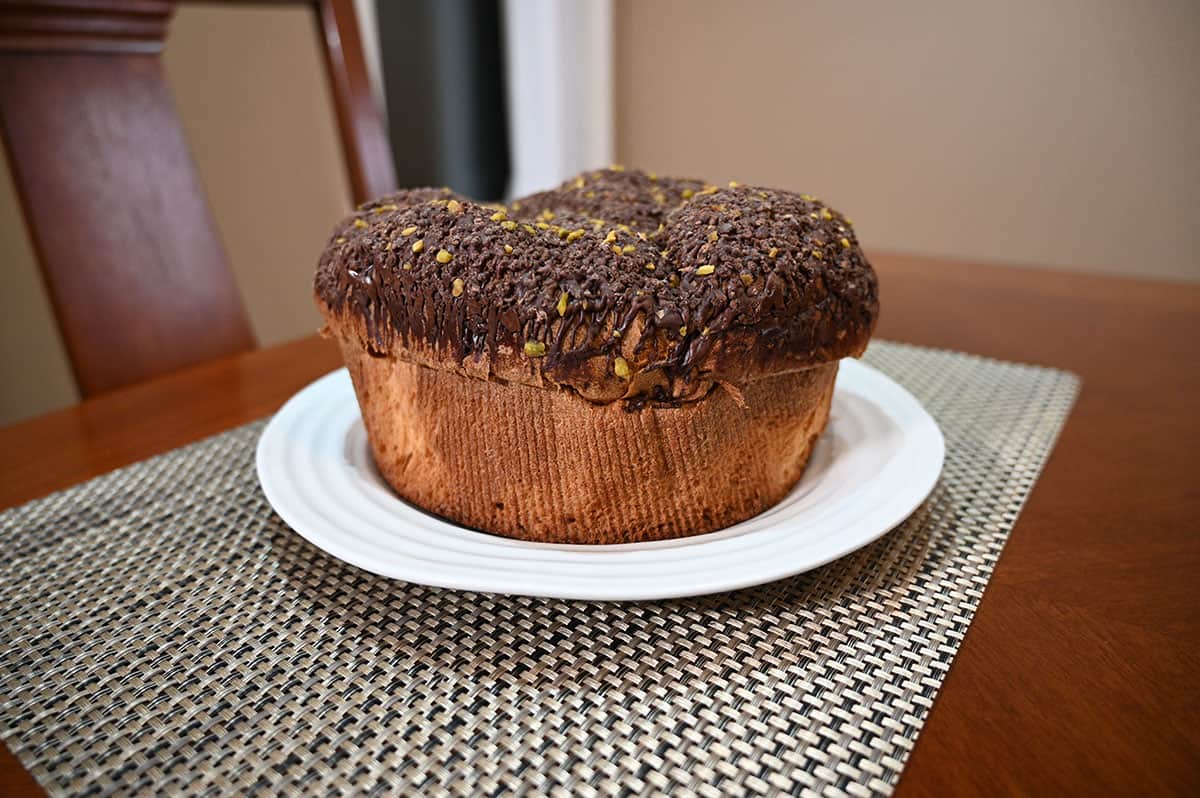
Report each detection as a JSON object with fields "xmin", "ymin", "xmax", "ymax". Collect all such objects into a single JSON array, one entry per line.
[{"xmin": 314, "ymin": 170, "xmax": 879, "ymax": 404}]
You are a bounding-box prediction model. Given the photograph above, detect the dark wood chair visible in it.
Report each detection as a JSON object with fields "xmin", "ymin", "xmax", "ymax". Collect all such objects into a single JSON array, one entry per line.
[{"xmin": 0, "ymin": 0, "xmax": 396, "ymax": 397}]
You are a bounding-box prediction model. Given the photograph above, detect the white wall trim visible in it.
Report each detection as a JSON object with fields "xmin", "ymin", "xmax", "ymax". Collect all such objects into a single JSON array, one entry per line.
[{"xmin": 502, "ymin": 0, "xmax": 614, "ymax": 198}]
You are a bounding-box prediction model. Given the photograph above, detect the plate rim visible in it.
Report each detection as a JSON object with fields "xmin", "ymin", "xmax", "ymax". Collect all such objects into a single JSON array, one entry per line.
[{"xmin": 256, "ymin": 358, "xmax": 944, "ymax": 600}]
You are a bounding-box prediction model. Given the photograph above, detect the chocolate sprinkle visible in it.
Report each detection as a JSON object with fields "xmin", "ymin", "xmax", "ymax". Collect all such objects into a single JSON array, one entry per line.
[{"xmin": 315, "ymin": 169, "xmax": 878, "ymax": 403}]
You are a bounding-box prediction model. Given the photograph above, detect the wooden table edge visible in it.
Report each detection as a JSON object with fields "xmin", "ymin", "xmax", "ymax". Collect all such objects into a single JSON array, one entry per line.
[{"xmin": 2, "ymin": 254, "xmax": 1197, "ymax": 795}]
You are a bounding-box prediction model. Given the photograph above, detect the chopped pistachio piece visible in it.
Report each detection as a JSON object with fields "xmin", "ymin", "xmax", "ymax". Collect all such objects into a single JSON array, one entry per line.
[
  {"xmin": 412, "ymin": 239, "xmax": 425, "ymax": 253},
  {"xmin": 524, "ymin": 341, "xmax": 546, "ymax": 357},
  {"xmin": 696, "ymin": 264, "xmax": 716, "ymax": 276},
  {"xmin": 557, "ymin": 292, "xmax": 569, "ymax": 317},
  {"xmin": 436, "ymin": 249, "xmax": 453, "ymax": 264},
  {"xmin": 401, "ymin": 226, "xmax": 418, "ymax": 236},
  {"xmin": 451, "ymin": 278, "xmax": 464, "ymax": 297},
  {"xmin": 613, "ymin": 356, "xmax": 631, "ymax": 379}
]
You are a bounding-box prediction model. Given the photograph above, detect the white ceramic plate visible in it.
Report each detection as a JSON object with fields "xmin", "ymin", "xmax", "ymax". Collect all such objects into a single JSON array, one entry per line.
[{"xmin": 256, "ymin": 360, "xmax": 943, "ymax": 600}]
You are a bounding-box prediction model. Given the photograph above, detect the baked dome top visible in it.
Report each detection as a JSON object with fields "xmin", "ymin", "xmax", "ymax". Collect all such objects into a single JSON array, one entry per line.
[{"xmin": 315, "ymin": 168, "xmax": 878, "ymax": 405}]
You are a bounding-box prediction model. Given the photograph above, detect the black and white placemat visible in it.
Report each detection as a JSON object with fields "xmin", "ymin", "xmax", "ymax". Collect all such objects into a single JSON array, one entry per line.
[{"xmin": 0, "ymin": 341, "xmax": 1079, "ymax": 796}]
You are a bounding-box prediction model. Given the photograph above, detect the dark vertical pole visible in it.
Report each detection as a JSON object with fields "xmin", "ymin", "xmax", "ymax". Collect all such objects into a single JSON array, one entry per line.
[{"xmin": 376, "ymin": 0, "xmax": 510, "ymax": 200}]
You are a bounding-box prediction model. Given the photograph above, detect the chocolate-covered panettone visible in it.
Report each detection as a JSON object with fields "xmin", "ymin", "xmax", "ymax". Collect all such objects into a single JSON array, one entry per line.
[{"xmin": 315, "ymin": 168, "xmax": 878, "ymax": 543}]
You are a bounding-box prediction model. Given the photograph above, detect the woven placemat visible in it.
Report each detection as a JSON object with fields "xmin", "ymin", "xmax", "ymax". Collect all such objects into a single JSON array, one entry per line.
[{"xmin": 0, "ymin": 341, "xmax": 1078, "ymax": 797}]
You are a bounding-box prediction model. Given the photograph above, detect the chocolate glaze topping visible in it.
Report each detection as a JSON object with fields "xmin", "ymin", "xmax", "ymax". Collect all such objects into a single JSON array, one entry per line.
[{"xmin": 315, "ymin": 169, "xmax": 878, "ymax": 405}]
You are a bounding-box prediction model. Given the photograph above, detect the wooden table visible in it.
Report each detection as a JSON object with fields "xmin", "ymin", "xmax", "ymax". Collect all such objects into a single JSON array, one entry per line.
[{"xmin": 2, "ymin": 254, "xmax": 1198, "ymax": 795}]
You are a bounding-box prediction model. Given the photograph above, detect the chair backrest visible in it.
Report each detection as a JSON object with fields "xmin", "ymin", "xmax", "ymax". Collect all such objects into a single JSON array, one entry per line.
[{"xmin": 0, "ymin": 0, "xmax": 396, "ymax": 397}]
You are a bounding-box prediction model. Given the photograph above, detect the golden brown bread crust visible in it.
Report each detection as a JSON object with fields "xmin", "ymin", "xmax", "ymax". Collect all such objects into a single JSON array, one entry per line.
[
  {"xmin": 314, "ymin": 169, "xmax": 874, "ymax": 543},
  {"xmin": 314, "ymin": 169, "xmax": 877, "ymax": 406},
  {"xmin": 333, "ymin": 322, "xmax": 837, "ymax": 544}
]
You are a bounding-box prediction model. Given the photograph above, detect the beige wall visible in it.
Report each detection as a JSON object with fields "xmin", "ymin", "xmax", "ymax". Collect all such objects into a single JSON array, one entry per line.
[
  {"xmin": 164, "ymin": 4, "xmax": 352, "ymax": 348},
  {"xmin": 0, "ymin": 151, "xmax": 79, "ymax": 421},
  {"xmin": 615, "ymin": 0, "xmax": 1200, "ymax": 282},
  {"xmin": 0, "ymin": 3, "xmax": 353, "ymax": 425},
  {"xmin": 6, "ymin": 1, "xmax": 1198, "ymax": 425}
]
